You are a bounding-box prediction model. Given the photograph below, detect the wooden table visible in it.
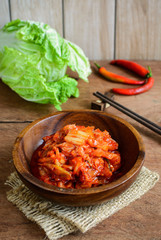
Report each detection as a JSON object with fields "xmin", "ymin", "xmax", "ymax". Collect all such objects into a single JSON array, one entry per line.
[{"xmin": 1, "ymin": 61, "xmax": 161, "ymax": 240}]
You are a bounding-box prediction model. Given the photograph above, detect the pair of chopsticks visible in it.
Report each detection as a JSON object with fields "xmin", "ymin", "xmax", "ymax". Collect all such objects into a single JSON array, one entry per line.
[{"xmin": 93, "ymin": 91, "xmax": 161, "ymax": 136}]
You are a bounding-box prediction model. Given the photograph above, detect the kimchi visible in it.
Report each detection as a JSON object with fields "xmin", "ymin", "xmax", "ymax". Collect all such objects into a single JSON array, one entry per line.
[{"xmin": 30, "ymin": 124, "xmax": 121, "ymax": 189}]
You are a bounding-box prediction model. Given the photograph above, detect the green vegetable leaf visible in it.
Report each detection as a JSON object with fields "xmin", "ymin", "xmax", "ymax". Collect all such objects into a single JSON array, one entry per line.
[{"xmin": 0, "ymin": 19, "xmax": 91, "ymax": 109}]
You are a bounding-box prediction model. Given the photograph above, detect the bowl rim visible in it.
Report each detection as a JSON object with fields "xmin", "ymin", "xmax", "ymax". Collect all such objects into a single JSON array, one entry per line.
[{"xmin": 12, "ymin": 109, "xmax": 145, "ymax": 195}]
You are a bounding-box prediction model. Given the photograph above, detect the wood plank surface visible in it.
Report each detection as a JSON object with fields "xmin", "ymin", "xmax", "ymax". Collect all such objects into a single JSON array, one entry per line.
[
  {"xmin": 1, "ymin": 1, "xmax": 161, "ymax": 60},
  {"xmin": 115, "ymin": 0, "xmax": 161, "ymax": 60},
  {"xmin": 1, "ymin": 61, "xmax": 161, "ymax": 124},
  {"xmin": 10, "ymin": 0, "xmax": 63, "ymax": 36},
  {"xmin": 0, "ymin": 0, "xmax": 10, "ymax": 28},
  {"xmin": 64, "ymin": 0, "xmax": 115, "ymax": 60},
  {"xmin": 91, "ymin": 60, "xmax": 161, "ymax": 127},
  {"xmin": 0, "ymin": 61, "xmax": 161, "ymax": 240}
]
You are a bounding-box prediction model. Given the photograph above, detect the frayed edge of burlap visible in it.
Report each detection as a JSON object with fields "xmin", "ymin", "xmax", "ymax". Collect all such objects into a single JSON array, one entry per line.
[
  {"xmin": 5, "ymin": 167, "xmax": 159, "ymax": 239},
  {"xmin": 6, "ymin": 173, "xmax": 77, "ymax": 240}
]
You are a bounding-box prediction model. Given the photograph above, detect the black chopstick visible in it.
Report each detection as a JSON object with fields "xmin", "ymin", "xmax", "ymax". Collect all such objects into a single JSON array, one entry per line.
[{"xmin": 93, "ymin": 91, "xmax": 161, "ymax": 136}]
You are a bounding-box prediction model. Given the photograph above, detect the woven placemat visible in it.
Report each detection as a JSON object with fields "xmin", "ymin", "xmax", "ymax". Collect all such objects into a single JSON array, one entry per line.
[{"xmin": 5, "ymin": 166, "xmax": 159, "ymax": 240}]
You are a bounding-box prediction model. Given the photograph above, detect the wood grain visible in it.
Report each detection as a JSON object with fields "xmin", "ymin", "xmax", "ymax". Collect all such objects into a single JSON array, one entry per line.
[
  {"xmin": 91, "ymin": 60, "xmax": 161, "ymax": 129},
  {"xmin": 10, "ymin": 0, "xmax": 63, "ymax": 36},
  {"xmin": 115, "ymin": 0, "xmax": 161, "ymax": 59},
  {"xmin": 1, "ymin": 60, "xmax": 161, "ymax": 124},
  {"xmin": 64, "ymin": 0, "xmax": 115, "ymax": 60},
  {"xmin": 0, "ymin": 0, "xmax": 10, "ymax": 28},
  {"xmin": 1, "ymin": 1, "xmax": 161, "ymax": 60}
]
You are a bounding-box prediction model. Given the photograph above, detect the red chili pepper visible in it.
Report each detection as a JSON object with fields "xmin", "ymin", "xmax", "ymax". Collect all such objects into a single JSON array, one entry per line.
[
  {"xmin": 95, "ymin": 63, "xmax": 145, "ymax": 85},
  {"xmin": 112, "ymin": 77, "xmax": 154, "ymax": 95},
  {"xmin": 110, "ymin": 59, "xmax": 152, "ymax": 78}
]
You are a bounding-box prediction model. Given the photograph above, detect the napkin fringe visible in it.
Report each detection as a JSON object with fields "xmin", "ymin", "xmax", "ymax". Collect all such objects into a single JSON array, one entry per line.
[{"xmin": 6, "ymin": 187, "xmax": 77, "ymax": 240}]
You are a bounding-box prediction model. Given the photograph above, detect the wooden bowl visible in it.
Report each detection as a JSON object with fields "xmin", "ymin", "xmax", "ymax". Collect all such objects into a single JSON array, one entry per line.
[{"xmin": 12, "ymin": 110, "xmax": 145, "ymax": 206}]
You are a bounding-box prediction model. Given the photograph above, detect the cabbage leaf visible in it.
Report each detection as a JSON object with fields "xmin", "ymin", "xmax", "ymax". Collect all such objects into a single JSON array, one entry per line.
[{"xmin": 0, "ymin": 19, "xmax": 91, "ymax": 110}]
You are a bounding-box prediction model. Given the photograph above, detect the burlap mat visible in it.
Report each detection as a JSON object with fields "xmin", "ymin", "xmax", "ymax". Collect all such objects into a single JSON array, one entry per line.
[{"xmin": 5, "ymin": 167, "xmax": 159, "ymax": 240}]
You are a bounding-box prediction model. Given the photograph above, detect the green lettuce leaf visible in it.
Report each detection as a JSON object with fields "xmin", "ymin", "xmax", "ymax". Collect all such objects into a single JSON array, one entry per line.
[{"xmin": 0, "ymin": 19, "xmax": 91, "ymax": 110}]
